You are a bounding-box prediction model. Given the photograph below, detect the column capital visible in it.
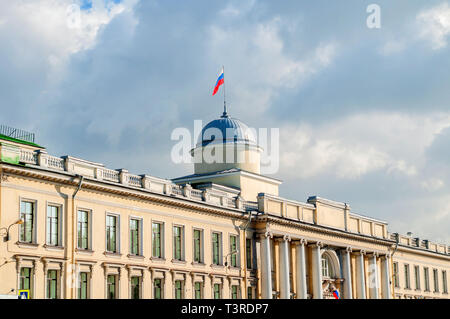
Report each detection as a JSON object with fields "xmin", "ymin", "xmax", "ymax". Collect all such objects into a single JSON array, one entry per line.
[
  {"xmin": 343, "ymin": 246, "xmax": 353, "ymax": 253},
  {"xmin": 308, "ymin": 241, "xmax": 323, "ymax": 248},
  {"xmin": 381, "ymin": 253, "xmax": 391, "ymax": 260},
  {"xmin": 366, "ymin": 252, "xmax": 379, "ymax": 258},
  {"xmin": 354, "ymin": 249, "xmax": 366, "ymax": 256},
  {"xmin": 257, "ymin": 231, "xmax": 273, "ymax": 240},
  {"xmin": 292, "ymin": 238, "xmax": 308, "ymax": 246},
  {"xmin": 274, "ymin": 235, "xmax": 291, "ymax": 242}
]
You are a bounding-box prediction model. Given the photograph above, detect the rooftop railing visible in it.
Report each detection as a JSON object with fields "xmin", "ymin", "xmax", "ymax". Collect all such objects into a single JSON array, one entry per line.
[{"xmin": 0, "ymin": 125, "xmax": 35, "ymax": 143}]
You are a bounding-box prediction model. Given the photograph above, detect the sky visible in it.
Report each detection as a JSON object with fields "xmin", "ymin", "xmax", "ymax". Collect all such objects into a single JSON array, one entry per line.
[{"xmin": 1, "ymin": 0, "xmax": 450, "ymax": 243}]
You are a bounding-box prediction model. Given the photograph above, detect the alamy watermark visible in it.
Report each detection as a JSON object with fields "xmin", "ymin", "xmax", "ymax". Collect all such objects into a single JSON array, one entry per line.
[
  {"xmin": 170, "ymin": 120, "xmax": 280, "ymax": 175},
  {"xmin": 367, "ymin": 4, "xmax": 381, "ymax": 29}
]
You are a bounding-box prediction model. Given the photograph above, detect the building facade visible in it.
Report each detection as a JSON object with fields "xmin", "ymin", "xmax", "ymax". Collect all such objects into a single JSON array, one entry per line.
[{"xmin": 0, "ymin": 114, "xmax": 448, "ymax": 299}]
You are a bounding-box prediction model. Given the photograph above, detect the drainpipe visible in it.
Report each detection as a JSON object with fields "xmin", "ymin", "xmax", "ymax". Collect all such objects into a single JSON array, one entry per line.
[
  {"xmin": 389, "ymin": 233, "xmax": 399, "ymax": 299},
  {"xmin": 71, "ymin": 175, "xmax": 84, "ymax": 299},
  {"xmin": 241, "ymin": 211, "xmax": 253, "ymax": 298}
]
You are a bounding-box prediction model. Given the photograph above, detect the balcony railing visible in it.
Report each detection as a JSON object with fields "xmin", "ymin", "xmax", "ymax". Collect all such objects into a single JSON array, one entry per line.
[{"xmin": 5, "ymin": 145, "xmax": 247, "ymax": 211}]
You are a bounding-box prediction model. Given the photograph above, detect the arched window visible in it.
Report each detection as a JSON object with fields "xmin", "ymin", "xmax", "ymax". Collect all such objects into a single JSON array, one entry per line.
[{"xmin": 321, "ymin": 254, "xmax": 334, "ymax": 278}]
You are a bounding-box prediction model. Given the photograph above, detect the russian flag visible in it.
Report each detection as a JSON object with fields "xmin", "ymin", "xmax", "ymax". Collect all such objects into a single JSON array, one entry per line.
[
  {"xmin": 212, "ymin": 67, "xmax": 224, "ymax": 96},
  {"xmin": 333, "ymin": 290, "xmax": 340, "ymax": 299}
]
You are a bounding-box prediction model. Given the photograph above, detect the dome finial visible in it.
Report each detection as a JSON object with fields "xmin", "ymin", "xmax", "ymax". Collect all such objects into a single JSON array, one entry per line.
[{"xmin": 221, "ymin": 100, "xmax": 228, "ymax": 118}]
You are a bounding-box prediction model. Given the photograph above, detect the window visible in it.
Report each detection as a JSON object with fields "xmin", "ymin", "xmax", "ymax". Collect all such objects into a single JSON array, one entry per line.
[
  {"xmin": 174, "ymin": 280, "xmax": 183, "ymax": 299},
  {"xmin": 212, "ymin": 232, "xmax": 221, "ymax": 265},
  {"xmin": 231, "ymin": 285, "xmax": 239, "ymax": 299},
  {"xmin": 78, "ymin": 272, "xmax": 89, "ymax": 299},
  {"xmin": 443, "ymin": 271, "xmax": 448, "ymax": 294},
  {"xmin": 19, "ymin": 267, "xmax": 32, "ymax": 298},
  {"xmin": 194, "ymin": 282, "xmax": 202, "ymax": 299},
  {"xmin": 130, "ymin": 218, "xmax": 142, "ymax": 256},
  {"xmin": 321, "ymin": 255, "xmax": 333, "ymax": 278},
  {"xmin": 77, "ymin": 210, "xmax": 89, "ymax": 250},
  {"xmin": 154, "ymin": 279, "xmax": 163, "ymax": 299},
  {"xmin": 106, "ymin": 215, "xmax": 118, "ymax": 253},
  {"xmin": 193, "ymin": 229, "xmax": 203, "ymax": 263},
  {"xmin": 152, "ymin": 222, "xmax": 163, "ymax": 258},
  {"xmin": 173, "ymin": 226, "xmax": 184, "ymax": 261},
  {"xmin": 433, "ymin": 269, "xmax": 439, "ymax": 292},
  {"xmin": 20, "ymin": 201, "xmax": 35, "ymax": 243},
  {"xmin": 230, "ymin": 235, "xmax": 238, "ymax": 267},
  {"xmin": 247, "ymin": 286, "xmax": 253, "ymax": 299},
  {"xmin": 131, "ymin": 276, "xmax": 141, "ymax": 299},
  {"xmin": 107, "ymin": 275, "xmax": 117, "ymax": 299},
  {"xmin": 393, "ymin": 262, "xmax": 400, "ymax": 288},
  {"xmin": 246, "ymin": 238, "xmax": 252, "ymax": 269},
  {"xmin": 46, "ymin": 205, "xmax": 60, "ymax": 246},
  {"xmin": 213, "ymin": 283, "xmax": 221, "ymax": 299},
  {"xmin": 424, "ymin": 267, "xmax": 430, "ymax": 291},
  {"xmin": 414, "ymin": 266, "xmax": 420, "ymax": 290},
  {"xmin": 46, "ymin": 270, "xmax": 58, "ymax": 299},
  {"xmin": 404, "ymin": 264, "xmax": 410, "ymax": 289}
]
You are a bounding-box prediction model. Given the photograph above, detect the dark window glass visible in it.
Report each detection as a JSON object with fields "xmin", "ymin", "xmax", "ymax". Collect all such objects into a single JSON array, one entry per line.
[
  {"xmin": 46, "ymin": 270, "xmax": 58, "ymax": 299},
  {"xmin": 20, "ymin": 201, "xmax": 34, "ymax": 243},
  {"xmin": 106, "ymin": 215, "xmax": 117, "ymax": 253}
]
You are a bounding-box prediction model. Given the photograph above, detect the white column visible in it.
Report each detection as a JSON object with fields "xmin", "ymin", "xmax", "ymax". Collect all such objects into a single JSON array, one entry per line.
[
  {"xmin": 259, "ymin": 232, "xmax": 273, "ymax": 299},
  {"xmin": 381, "ymin": 254, "xmax": 391, "ymax": 299},
  {"xmin": 355, "ymin": 251, "xmax": 366, "ymax": 299},
  {"xmin": 310, "ymin": 242, "xmax": 323, "ymax": 299},
  {"xmin": 278, "ymin": 236, "xmax": 291, "ymax": 299},
  {"xmin": 295, "ymin": 239, "xmax": 308, "ymax": 299},
  {"xmin": 368, "ymin": 253, "xmax": 379, "ymax": 299},
  {"xmin": 341, "ymin": 247, "xmax": 353, "ymax": 299}
]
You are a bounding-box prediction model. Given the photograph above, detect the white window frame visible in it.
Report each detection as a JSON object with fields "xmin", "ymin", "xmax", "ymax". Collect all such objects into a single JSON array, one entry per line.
[
  {"xmin": 211, "ymin": 231, "xmax": 223, "ymax": 266},
  {"xmin": 76, "ymin": 207, "xmax": 93, "ymax": 250},
  {"xmin": 228, "ymin": 233, "xmax": 239, "ymax": 268},
  {"xmin": 130, "ymin": 275, "xmax": 142, "ymax": 299},
  {"xmin": 105, "ymin": 212, "xmax": 120, "ymax": 253},
  {"xmin": 77, "ymin": 271, "xmax": 90, "ymax": 299},
  {"xmin": 193, "ymin": 228, "xmax": 204, "ymax": 264},
  {"xmin": 45, "ymin": 269, "xmax": 60, "ymax": 299},
  {"xmin": 151, "ymin": 220, "xmax": 165, "ymax": 259},
  {"xmin": 18, "ymin": 197, "xmax": 37, "ymax": 244},
  {"xmin": 45, "ymin": 202, "xmax": 63, "ymax": 247},
  {"xmin": 442, "ymin": 270, "xmax": 448, "ymax": 294},
  {"xmin": 433, "ymin": 269, "xmax": 439, "ymax": 292},
  {"xmin": 172, "ymin": 224, "xmax": 185, "ymax": 261},
  {"xmin": 129, "ymin": 216, "xmax": 143, "ymax": 256},
  {"xmin": 404, "ymin": 264, "xmax": 410, "ymax": 289},
  {"xmin": 414, "ymin": 265, "xmax": 420, "ymax": 290},
  {"xmin": 424, "ymin": 267, "xmax": 430, "ymax": 291}
]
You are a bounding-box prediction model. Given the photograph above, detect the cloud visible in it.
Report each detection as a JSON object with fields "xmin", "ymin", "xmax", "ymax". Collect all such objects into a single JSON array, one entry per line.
[
  {"xmin": 207, "ymin": 16, "xmax": 337, "ymax": 116},
  {"xmin": 0, "ymin": 0, "xmax": 138, "ymax": 74},
  {"xmin": 219, "ymin": 0, "xmax": 256, "ymax": 18},
  {"xmin": 378, "ymin": 40, "xmax": 407, "ymax": 56},
  {"xmin": 278, "ymin": 111, "xmax": 450, "ymax": 180},
  {"xmin": 1, "ymin": 0, "xmax": 449, "ymax": 243},
  {"xmin": 417, "ymin": 2, "xmax": 450, "ymax": 50},
  {"xmin": 421, "ymin": 178, "xmax": 445, "ymax": 191}
]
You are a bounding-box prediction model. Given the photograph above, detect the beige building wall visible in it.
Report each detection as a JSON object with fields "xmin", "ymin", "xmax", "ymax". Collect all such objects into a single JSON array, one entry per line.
[{"xmin": 0, "ymin": 136, "xmax": 449, "ymax": 300}]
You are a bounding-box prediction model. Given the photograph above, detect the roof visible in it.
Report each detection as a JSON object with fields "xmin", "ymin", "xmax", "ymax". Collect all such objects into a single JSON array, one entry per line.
[
  {"xmin": 172, "ymin": 168, "xmax": 283, "ymax": 184},
  {"xmin": 0, "ymin": 133, "xmax": 44, "ymax": 148},
  {"xmin": 197, "ymin": 113, "xmax": 258, "ymax": 147}
]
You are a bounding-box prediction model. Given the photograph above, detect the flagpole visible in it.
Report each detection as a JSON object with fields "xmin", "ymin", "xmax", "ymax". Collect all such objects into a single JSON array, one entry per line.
[{"xmin": 223, "ymin": 65, "xmax": 227, "ymax": 117}]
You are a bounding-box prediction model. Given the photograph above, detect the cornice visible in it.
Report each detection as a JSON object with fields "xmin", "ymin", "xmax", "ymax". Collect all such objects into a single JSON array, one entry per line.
[
  {"xmin": 0, "ymin": 163, "xmax": 250, "ymax": 222},
  {"xmin": 261, "ymin": 214, "xmax": 395, "ymax": 247},
  {"xmin": 395, "ymin": 244, "xmax": 450, "ymax": 261}
]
